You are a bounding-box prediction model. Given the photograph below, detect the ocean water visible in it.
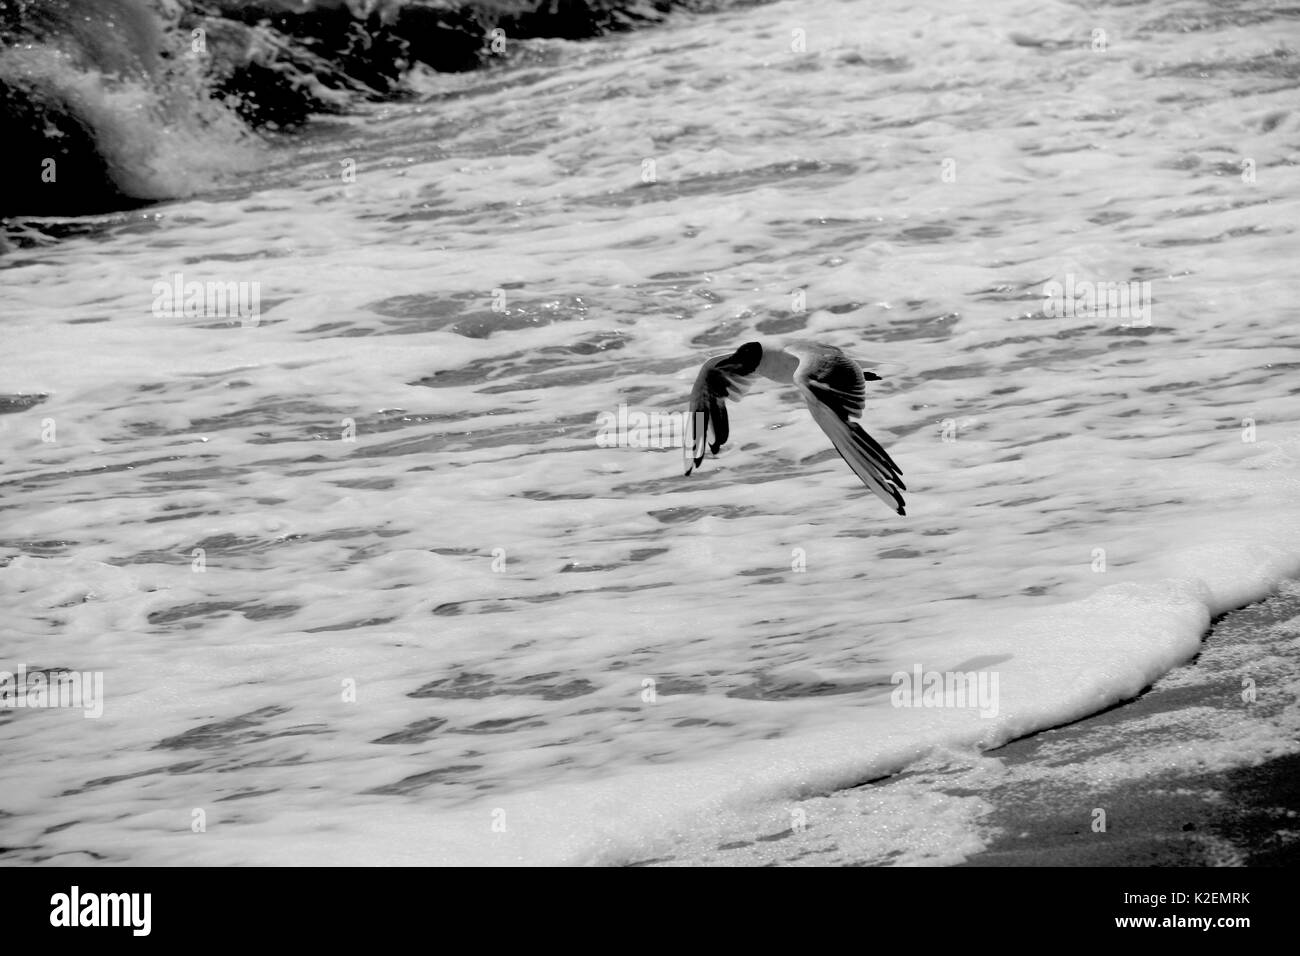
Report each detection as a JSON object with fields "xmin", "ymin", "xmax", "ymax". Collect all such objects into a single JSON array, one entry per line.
[{"xmin": 2, "ymin": 0, "xmax": 1300, "ymax": 866}]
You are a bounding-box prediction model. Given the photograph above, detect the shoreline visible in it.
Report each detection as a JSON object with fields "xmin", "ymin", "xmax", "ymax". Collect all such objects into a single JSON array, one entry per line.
[
  {"xmin": 955, "ymin": 583, "xmax": 1300, "ymax": 866},
  {"xmin": 646, "ymin": 582, "xmax": 1300, "ymax": 867}
]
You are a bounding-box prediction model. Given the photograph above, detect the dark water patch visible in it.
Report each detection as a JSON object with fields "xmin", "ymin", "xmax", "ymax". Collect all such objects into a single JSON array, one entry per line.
[
  {"xmin": 1202, "ymin": 157, "xmax": 1275, "ymax": 177},
  {"xmin": 0, "ymin": 455, "xmax": 183, "ymax": 492},
  {"xmin": 355, "ymin": 411, "xmax": 598, "ymax": 458},
  {"xmin": 215, "ymin": 788, "xmax": 280, "ymax": 802},
  {"xmin": 923, "ymin": 364, "xmax": 988, "ymax": 381},
  {"xmin": 1168, "ymin": 197, "xmax": 1275, "ymax": 220},
  {"xmin": 154, "ymin": 705, "xmax": 326, "ymax": 750},
  {"xmin": 144, "ymin": 509, "xmax": 218, "ymax": 524},
  {"xmin": 874, "ymin": 311, "xmax": 961, "ymax": 342},
  {"xmin": 832, "ymin": 519, "xmax": 911, "ymax": 540},
  {"xmin": 613, "ymin": 384, "xmax": 669, "ymax": 405},
  {"xmin": 691, "ymin": 318, "xmax": 751, "ymax": 347},
  {"xmin": 896, "ymin": 224, "xmax": 956, "ymax": 242},
  {"xmin": 305, "ymin": 616, "xmax": 398, "ymax": 633},
  {"xmin": 560, "ymin": 561, "xmax": 620, "ymax": 572},
  {"xmin": 628, "ymin": 547, "xmax": 668, "ymax": 562},
  {"xmin": 453, "ymin": 716, "xmax": 547, "ymax": 734},
  {"xmin": 0, "ymin": 393, "xmax": 48, "ymax": 414},
  {"xmin": 950, "ymin": 655, "xmax": 1012, "ymax": 672},
  {"xmin": 194, "ymin": 315, "xmax": 285, "ymax": 331},
  {"xmin": 144, "ymin": 599, "xmax": 243, "ymax": 625},
  {"xmin": 60, "ymin": 760, "xmax": 205, "ymax": 796},
  {"xmin": 410, "ymin": 354, "xmax": 562, "ymax": 389},
  {"xmin": 301, "ymin": 320, "xmax": 363, "ymax": 336},
  {"xmin": 647, "ymin": 505, "xmax": 763, "ymax": 523},
  {"xmin": 1021, "ymin": 142, "xmax": 1100, "ymax": 159},
  {"xmin": 1088, "ymin": 210, "xmax": 1133, "ymax": 226},
  {"xmin": 688, "ymin": 286, "xmax": 724, "ymax": 304},
  {"xmin": 409, "ymin": 671, "xmax": 497, "ymax": 698},
  {"xmin": 332, "ymin": 475, "xmax": 398, "ymax": 490},
  {"xmin": 476, "ymin": 362, "xmax": 630, "ymax": 393},
  {"xmin": 1142, "ymin": 379, "xmax": 1205, "ymax": 394},
  {"xmin": 414, "ymin": 350, "xmax": 682, "ymax": 396},
  {"xmin": 1147, "ymin": 225, "xmax": 1272, "ymax": 247},
  {"xmin": 971, "ymin": 279, "xmax": 1054, "ymax": 305},
  {"xmin": 995, "ymin": 494, "xmax": 1053, "ymax": 507},
  {"xmin": 330, "ymin": 431, "xmax": 449, "ymax": 458},
  {"xmin": 1098, "ymin": 324, "xmax": 1168, "ymax": 337},
  {"xmin": 822, "ymin": 301, "xmax": 863, "ymax": 315},
  {"xmin": 146, "ymin": 600, "xmax": 298, "ymax": 625},
  {"xmin": 865, "ymin": 110, "xmax": 950, "ymax": 132},
  {"xmin": 385, "ymin": 197, "xmax": 527, "ymax": 224},
  {"xmin": 524, "ymin": 675, "xmax": 600, "ymax": 699},
  {"xmin": 193, "ymin": 532, "xmax": 288, "ymax": 556},
  {"xmin": 0, "ymin": 538, "xmax": 79, "ymax": 557},
  {"xmin": 538, "ymin": 330, "xmax": 628, "ymax": 355},
  {"xmin": 1140, "ymin": 4, "xmax": 1300, "ymax": 35},
  {"xmin": 727, "ymin": 674, "xmax": 882, "ymax": 701},
  {"xmin": 2, "ymin": 212, "xmax": 152, "ymax": 252},
  {"xmin": 409, "ymin": 671, "xmax": 598, "ymax": 701},
  {"xmin": 125, "ymin": 523, "xmax": 396, "ymax": 566},
  {"xmin": 188, "ymin": 400, "xmax": 340, "ymax": 434},
  {"xmin": 653, "ymin": 676, "xmax": 709, "ymax": 695},
  {"xmin": 242, "ymin": 602, "xmax": 299, "ymax": 621},
  {"xmin": 1150, "ymin": 48, "xmax": 1300, "ymax": 81},
  {"xmin": 371, "ymin": 717, "xmax": 448, "ymax": 745},
  {"xmin": 364, "ymin": 764, "xmax": 483, "ymax": 796},
  {"xmin": 736, "ymin": 570, "xmax": 785, "ymax": 582},
  {"xmin": 580, "ymin": 160, "xmax": 858, "ymax": 209},
  {"xmin": 369, "ymin": 291, "xmax": 589, "ymax": 338},
  {"xmin": 837, "ymin": 52, "xmax": 913, "ymax": 72},
  {"xmin": 1007, "ymin": 32, "xmax": 1090, "ymax": 52},
  {"xmin": 1003, "ymin": 434, "xmax": 1070, "ymax": 451},
  {"xmin": 755, "ymin": 311, "xmax": 809, "ymax": 334},
  {"xmin": 357, "ymin": 408, "xmax": 504, "ymax": 432},
  {"xmin": 967, "ymin": 326, "xmax": 1091, "ymax": 350}
]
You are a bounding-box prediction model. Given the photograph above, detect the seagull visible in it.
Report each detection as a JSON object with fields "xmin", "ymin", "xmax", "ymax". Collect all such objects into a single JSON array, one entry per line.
[{"xmin": 683, "ymin": 341, "xmax": 907, "ymax": 515}]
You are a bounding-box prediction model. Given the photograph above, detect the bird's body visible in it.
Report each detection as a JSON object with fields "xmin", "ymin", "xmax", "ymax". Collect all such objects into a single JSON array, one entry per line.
[{"xmin": 683, "ymin": 340, "xmax": 907, "ymax": 515}]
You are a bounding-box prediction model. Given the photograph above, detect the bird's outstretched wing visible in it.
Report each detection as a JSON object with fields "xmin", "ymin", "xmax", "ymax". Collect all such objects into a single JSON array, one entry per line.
[
  {"xmin": 790, "ymin": 346, "xmax": 907, "ymax": 515},
  {"xmin": 683, "ymin": 341, "xmax": 763, "ymax": 475}
]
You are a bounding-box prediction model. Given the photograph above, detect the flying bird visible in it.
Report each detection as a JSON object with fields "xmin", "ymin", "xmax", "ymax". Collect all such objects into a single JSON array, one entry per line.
[{"xmin": 683, "ymin": 341, "xmax": 907, "ymax": 515}]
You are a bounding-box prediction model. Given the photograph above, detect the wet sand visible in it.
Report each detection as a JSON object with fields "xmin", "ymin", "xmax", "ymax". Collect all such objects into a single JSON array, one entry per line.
[{"xmin": 956, "ymin": 585, "xmax": 1300, "ymax": 867}]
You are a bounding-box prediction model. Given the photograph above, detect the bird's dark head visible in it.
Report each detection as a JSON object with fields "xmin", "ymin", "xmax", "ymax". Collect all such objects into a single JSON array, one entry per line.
[{"xmin": 733, "ymin": 341, "xmax": 762, "ymax": 374}]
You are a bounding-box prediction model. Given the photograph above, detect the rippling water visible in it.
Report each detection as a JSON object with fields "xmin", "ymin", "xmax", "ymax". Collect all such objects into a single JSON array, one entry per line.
[{"xmin": 2, "ymin": 0, "xmax": 1299, "ymax": 865}]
